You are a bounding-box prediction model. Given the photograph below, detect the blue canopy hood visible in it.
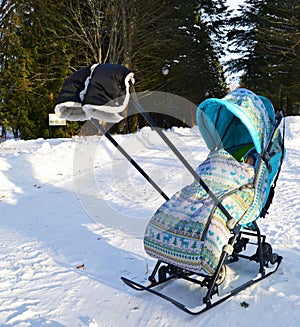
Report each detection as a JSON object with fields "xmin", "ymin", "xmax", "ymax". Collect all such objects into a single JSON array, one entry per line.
[{"xmin": 196, "ymin": 88, "xmax": 273, "ymax": 156}]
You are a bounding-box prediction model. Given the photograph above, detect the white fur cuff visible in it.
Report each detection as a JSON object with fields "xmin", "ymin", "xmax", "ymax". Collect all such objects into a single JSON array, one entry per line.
[{"xmin": 55, "ymin": 102, "xmax": 90, "ymax": 121}]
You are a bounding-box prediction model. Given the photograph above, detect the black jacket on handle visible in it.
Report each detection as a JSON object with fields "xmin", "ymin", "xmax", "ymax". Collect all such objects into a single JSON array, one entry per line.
[{"xmin": 55, "ymin": 63, "xmax": 135, "ymax": 122}]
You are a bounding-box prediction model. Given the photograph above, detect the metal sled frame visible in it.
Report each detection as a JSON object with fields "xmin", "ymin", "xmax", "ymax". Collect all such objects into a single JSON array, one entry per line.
[
  {"xmin": 92, "ymin": 88, "xmax": 284, "ymax": 315},
  {"xmin": 121, "ymin": 221, "xmax": 282, "ymax": 315}
]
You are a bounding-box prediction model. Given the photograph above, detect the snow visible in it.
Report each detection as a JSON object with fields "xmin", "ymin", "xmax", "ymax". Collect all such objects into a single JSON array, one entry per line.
[
  {"xmin": 226, "ymin": 0, "xmax": 246, "ymax": 10},
  {"xmin": 0, "ymin": 117, "xmax": 299, "ymax": 327}
]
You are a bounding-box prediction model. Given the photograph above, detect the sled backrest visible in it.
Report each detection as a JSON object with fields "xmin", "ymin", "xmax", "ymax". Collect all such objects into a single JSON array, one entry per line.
[
  {"xmin": 196, "ymin": 88, "xmax": 273, "ymax": 157},
  {"xmin": 197, "ymin": 88, "xmax": 285, "ymax": 223}
]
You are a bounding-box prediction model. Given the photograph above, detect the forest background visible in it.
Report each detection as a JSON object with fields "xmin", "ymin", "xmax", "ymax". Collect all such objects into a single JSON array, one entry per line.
[{"xmin": 0, "ymin": 0, "xmax": 299, "ymax": 139}]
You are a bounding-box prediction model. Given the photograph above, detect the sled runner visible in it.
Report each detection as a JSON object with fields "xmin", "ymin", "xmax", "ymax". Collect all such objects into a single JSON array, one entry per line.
[{"xmin": 54, "ymin": 65, "xmax": 285, "ymax": 315}]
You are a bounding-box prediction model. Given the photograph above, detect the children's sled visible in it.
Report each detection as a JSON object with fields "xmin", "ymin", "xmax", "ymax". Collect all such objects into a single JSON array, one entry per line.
[
  {"xmin": 54, "ymin": 65, "xmax": 285, "ymax": 315},
  {"xmin": 121, "ymin": 88, "xmax": 285, "ymax": 314}
]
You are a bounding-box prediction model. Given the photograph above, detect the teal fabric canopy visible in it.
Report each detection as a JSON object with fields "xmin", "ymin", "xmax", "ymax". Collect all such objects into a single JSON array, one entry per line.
[{"xmin": 196, "ymin": 88, "xmax": 273, "ymax": 155}]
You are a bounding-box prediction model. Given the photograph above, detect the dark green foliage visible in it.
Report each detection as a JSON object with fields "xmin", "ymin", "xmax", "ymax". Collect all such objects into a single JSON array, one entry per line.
[
  {"xmin": 226, "ymin": 0, "xmax": 300, "ymax": 115},
  {"xmin": 0, "ymin": 0, "xmax": 229, "ymax": 139},
  {"xmin": 0, "ymin": 0, "xmax": 72, "ymax": 139},
  {"xmin": 163, "ymin": 1, "xmax": 228, "ymax": 104}
]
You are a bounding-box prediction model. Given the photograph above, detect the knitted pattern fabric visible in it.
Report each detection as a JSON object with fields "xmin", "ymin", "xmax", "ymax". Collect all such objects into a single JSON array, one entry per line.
[{"xmin": 144, "ymin": 149, "xmax": 255, "ymax": 275}]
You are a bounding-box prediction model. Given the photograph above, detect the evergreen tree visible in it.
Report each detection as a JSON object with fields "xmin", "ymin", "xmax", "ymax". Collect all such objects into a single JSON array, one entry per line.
[
  {"xmin": 227, "ymin": 0, "xmax": 300, "ymax": 114},
  {"xmin": 258, "ymin": 1, "xmax": 300, "ymax": 113},
  {"xmin": 0, "ymin": 0, "xmax": 75, "ymax": 139},
  {"xmin": 165, "ymin": 1, "xmax": 228, "ymax": 104},
  {"xmin": 0, "ymin": 1, "xmax": 33, "ymax": 138},
  {"xmin": 0, "ymin": 0, "xmax": 230, "ymax": 138},
  {"xmin": 128, "ymin": 1, "xmax": 228, "ymax": 129},
  {"xmin": 200, "ymin": 0, "xmax": 231, "ymax": 58}
]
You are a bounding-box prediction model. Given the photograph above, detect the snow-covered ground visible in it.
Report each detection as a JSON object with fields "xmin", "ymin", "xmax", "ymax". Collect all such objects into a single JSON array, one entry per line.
[{"xmin": 0, "ymin": 116, "xmax": 299, "ymax": 327}]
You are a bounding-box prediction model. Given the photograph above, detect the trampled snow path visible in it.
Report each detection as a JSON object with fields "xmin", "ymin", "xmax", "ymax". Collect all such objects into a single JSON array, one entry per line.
[{"xmin": 0, "ymin": 119, "xmax": 299, "ymax": 326}]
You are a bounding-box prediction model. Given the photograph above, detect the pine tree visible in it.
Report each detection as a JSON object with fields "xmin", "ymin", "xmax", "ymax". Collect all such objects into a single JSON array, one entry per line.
[
  {"xmin": 0, "ymin": 1, "xmax": 34, "ymax": 138},
  {"xmin": 166, "ymin": 1, "xmax": 228, "ymax": 103},
  {"xmin": 0, "ymin": 0, "xmax": 231, "ymax": 138},
  {"xmin": 259, "ymin": 1, "xmax": 300, "ymax": 113},
  {"xmin": 226, "ymin": 0, "xmax": 300, "ymax": 114}
]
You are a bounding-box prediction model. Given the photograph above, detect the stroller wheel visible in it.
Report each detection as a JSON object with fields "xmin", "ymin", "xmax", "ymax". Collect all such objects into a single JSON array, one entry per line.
[
  {"xmin": 216, "ymin": 265, "xmax": 227, "ymax": 286},
  {"xmin": 254, "ymin": 242, "xmax": 272, "ymax": 265},
  {"xmin": 269, "ymin": 253, "xmax": 279, "ymax": 265},
  {"xmin": 158, "ymin": 265, "xmax": 168, "ymax": 282},
  {"xmin": 262, "ymin": 242, "xmax": 272, "ymax": 262}
]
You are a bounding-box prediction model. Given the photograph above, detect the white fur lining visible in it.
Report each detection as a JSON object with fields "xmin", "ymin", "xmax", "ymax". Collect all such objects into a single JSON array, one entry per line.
[
  {"xmin": 79, "ymin": 63, "xmax": 100, "ymax": 101},
  {"xmin": 54, "ymin": 101, "xmax": 90, "ymax": 121}
]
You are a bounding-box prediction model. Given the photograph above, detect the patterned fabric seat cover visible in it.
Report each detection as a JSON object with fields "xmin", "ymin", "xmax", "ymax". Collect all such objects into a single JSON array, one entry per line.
[{"xmin": 144, "ymin": 149, "xmax": 256, "ymax": 275}]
